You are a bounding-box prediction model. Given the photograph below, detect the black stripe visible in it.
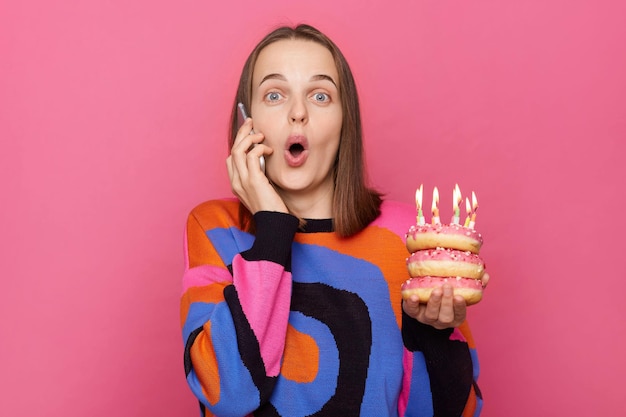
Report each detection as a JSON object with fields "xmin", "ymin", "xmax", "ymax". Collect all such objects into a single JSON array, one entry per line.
[
  {"xmin": 402, "ymin": 310, "xmax": 473, "ymax": 417},
  {"xmin": 299, "ymin": 218, "xmax": 334, "ymax": 233},
  {"xmin": 254, "ymin": 282, "xmax": 372, "ymax": 417},
  {"xmin": 184, "ymin": 326, "xmax": 204, "ymax": 377},
  {"xmin": 224, "ymin": 284, "xmax": 278, "ymax": 404},
  {"xmin": 473, "ymin": 380, "xmax": 483, "ymax": 400}
]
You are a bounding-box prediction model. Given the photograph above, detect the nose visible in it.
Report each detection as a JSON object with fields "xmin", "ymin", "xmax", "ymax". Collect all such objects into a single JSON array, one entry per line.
[{"xmin": 289, "ymin": 98, "xmax": 308, "ymax": 125}]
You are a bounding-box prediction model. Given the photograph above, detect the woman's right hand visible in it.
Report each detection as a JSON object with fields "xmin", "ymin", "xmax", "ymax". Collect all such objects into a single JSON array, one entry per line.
[{"xmin": 226, "ymin": 118, "xmax": 288, "ymax": 214}]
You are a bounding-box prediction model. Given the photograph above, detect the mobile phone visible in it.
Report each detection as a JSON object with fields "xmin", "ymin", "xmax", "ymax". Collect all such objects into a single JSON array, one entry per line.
[{"xmin": 237, "ymin": 102, "xmax": 265, "ymax": 172}]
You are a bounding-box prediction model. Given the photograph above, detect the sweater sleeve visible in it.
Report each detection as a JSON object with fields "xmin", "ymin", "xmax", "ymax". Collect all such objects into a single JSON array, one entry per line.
[
  {"xmin": 400, "ymin": 311, "xmax": 482, "ymax": 417},
  {"xmin": 180, "ymin": 204, "xmax": 299, "ymax": 416}
]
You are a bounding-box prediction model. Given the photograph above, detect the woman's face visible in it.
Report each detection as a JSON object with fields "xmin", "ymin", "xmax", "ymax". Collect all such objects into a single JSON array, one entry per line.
[{"xmin": 250, "ymin": 39, "xmax": 342, "ymax": 208}]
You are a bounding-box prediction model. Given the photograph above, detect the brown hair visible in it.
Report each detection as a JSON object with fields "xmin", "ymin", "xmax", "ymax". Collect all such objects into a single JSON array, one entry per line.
[{"xmin": 229, "ymin": 24, "xmax": 382, "ymax": 237}]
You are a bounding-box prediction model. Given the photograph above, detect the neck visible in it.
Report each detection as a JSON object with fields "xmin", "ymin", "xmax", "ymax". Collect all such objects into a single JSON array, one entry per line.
[{"xmin": 277, "ymin": 179, "xmax": 334, "ymax": 219}]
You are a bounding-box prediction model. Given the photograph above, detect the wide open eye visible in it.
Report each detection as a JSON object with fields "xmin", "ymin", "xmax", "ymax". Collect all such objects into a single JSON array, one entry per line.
[
  {"xmin": 313, "ymin": 92, "xmax": 330, "ymax": 103},
  {"xmin": 265, "ymin": 91, "xmax": 283, "ymax": 102}
]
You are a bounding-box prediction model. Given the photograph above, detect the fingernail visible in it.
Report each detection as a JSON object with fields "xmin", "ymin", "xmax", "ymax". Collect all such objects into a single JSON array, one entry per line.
[{"xmin": 443, "ymin": 285, "xmax": 453, "ymax": 296}]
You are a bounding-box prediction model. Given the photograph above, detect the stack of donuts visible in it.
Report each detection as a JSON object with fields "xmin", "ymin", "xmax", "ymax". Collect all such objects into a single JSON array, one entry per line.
[{"xmin": 402, "ymin": 222, "xmax": 486, "ymax": 305}]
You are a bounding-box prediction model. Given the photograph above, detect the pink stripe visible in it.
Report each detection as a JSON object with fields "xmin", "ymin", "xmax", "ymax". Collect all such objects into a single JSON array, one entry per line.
[
  {"xmin": 449, "ymin": 327, "xmax": 467, "ymax": 342},
  {"xmin": 181, "ymin": 264, "xmax": 233, "ymax": 294},
  {"xmin": 232, "ymin": 255, "xmax": 292, "ymax": 377},
  {"xmin": 398, "ymin": 347, "xmax": 413, "ymax": 416}
]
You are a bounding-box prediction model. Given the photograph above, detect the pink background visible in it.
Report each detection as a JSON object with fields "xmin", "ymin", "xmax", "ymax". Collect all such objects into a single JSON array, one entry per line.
[{"xmin": 2, "ymin": 0, "xmax": 625, "ymax": 416}]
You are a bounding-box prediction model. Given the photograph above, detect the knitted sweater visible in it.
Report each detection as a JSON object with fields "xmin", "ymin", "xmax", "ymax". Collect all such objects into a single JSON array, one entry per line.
[{"xmin": 181, "ymin": 199, "xmax": 482, "ymax": 417}]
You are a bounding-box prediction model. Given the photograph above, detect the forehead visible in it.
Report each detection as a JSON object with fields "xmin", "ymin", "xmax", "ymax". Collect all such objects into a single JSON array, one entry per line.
[{"xmin": 253, "ymin": 39, "xmax": 338, "ymax": 82}]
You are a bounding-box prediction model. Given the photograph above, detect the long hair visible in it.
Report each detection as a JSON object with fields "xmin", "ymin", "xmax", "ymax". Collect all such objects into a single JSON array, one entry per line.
[{"xmin": 229, "ymin": 24, "xmax": 382, "ymax": 237}]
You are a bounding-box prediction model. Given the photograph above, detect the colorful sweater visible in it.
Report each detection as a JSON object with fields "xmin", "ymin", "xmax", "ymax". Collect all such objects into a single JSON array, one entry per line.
[{"xmin": 181, "ymin": 199, "xmax": 482, "ymax": 417}]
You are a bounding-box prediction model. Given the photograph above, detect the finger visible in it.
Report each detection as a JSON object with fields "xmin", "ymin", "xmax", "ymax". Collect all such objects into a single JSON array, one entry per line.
[
  {"xmin": 424, "ymin": 287, "xmax": 443, "ymax": 322},
  {"xmin": 233, "ymin": 121, "xmax": 264, "ymax": 161},
  {"xmin": 231, "ymin": 118, "xmax": 259, "ymax": 158},
  {"xmin": 402, "ymin": 295, "xmax": 421, "ymax": 318},
  {"xmin": 232, "ymin": 132, "xmax": 265, "ymax": 173},
  {"xmin": 226, "ymin": 154, "xmax": 237, "ymax": 187},
  {"xmin": 233, "ymin": 118, "xmax": 254, "ymax": 146},
  {"xmin": 437, "ymin": 284, "xmax": 456, "ymax": 324},
  {"xmin": 226, "ymin": 154, "xmax": 233, "ymax": 180},
  {"xmin": 481, "ymin": 272, "xmax": 490, "ymax": 289},
  {"xmin": 231, "ymin": 137, "xmax": 255, "ymax": 182},
  {"xmin": 226, "ymin": 154, "xmax": 241, "ymax": 186},
  {"xmin": 246, "ymin": 143, "xmax": 272, "ymax": 173},
  {"xmin": 226, "ymin": 154, "xmax": 244, "ymax": 199},
  {"xmin": 452, "ymin": 296, "xmax": 467, "ymax": 324},
  {"xmin": 231, "ymin": 132, "xmax": 256, "ymax": 156}
]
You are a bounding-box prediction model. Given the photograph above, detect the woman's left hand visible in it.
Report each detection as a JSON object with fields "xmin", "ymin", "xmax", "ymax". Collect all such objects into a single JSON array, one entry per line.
[
  {"xmin": 402, "ymin": 283, "xmax": 467, "ymax": 329},
  {"xmin": 402, "ymin": 272, "xmax": 490, "ymax": 329}
]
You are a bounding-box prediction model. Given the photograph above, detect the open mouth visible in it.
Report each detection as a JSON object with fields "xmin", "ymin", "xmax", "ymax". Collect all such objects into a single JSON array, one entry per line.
[
  {"xmin": 288, "ymin": 143, "xmax": 305, "ymax": 157},
  {"xmin": 285, "ymin": 135, "xmax": 309, "ymax": 167}
]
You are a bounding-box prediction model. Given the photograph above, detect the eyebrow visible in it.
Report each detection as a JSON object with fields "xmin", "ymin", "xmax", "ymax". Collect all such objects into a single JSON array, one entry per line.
[
  {"xmin": 311, "ymin": 74, "xmax": 338, "ymax": 87},
  {"xmin": 259, "ymin": 73, "xmax": 338, "ymax": 87}
]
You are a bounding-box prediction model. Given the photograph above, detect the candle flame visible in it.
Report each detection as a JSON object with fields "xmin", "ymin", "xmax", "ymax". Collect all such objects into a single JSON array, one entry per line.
[
  {"xmin": 432, "ymin": 187, "xmax": 439, "ymax": 212},
  {"xmin": 469, "ymin": 192, "xmax": 478, "ymax": 229},
  {"xmin": 431, "ymin": 186, "xmax": 440, "ymax": 225},
  {"xmin": 462, "ymin": 197, "xmax": 470, "ymax": 227},
  {"xmin": 415, "ymin": 184, "xmax": 423, "ymax": 209},
  {"xmin": 453, "ymin": 184, "xmax": 462, "ymax": 210}
]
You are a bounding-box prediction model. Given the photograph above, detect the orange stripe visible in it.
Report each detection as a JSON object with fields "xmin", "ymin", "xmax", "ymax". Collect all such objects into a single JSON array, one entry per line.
[
  {"xmin": 180, "ymin": 282, "xmax": 229, "ymax": 331},
  {"xmin": 461, "ymin": 384, "xmax": 477, "ymax": 417},
  {"xmin": 186, "ymin": 213, "xmax": 226, "ymax": 269},
  {"xmin": 186, "ymin": 199, "xmax": 241, "ymax": 268},
  {"xmin": 458, "ymin": 320, "xmax": 476, "ymax": 349},
  {"xmin": 190, "ymin": 321, "xmax": 221, "ymax": 406},
  {"xmin": 281, "ymin": 324, "xmax": 319, "ymax": 383}
]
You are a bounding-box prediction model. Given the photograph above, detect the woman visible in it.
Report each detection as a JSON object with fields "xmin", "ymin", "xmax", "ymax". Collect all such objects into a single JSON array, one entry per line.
[{"xmin": 181, "ymin": 24, "xmax": 483, "ymax": 417}]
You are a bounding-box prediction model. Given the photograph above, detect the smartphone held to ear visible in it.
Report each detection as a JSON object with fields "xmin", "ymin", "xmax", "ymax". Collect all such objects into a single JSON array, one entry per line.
[{"xmin": 237, "ymin": 102, "xmax": 266, "ymax": 173}]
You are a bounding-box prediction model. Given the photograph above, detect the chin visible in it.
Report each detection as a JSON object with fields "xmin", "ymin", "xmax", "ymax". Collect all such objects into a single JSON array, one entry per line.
[{"xmin": 272, "ymin": 171, "xmax": 332, "ymax": 196}]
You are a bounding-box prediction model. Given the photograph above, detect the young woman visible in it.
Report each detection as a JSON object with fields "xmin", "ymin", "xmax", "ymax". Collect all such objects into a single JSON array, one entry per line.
[{"xmin": 181, "ymin": 24, "xmax": 484, "ymax": 417}]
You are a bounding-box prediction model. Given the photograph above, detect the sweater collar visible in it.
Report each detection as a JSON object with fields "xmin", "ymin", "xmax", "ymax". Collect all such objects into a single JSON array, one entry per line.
[{"xmin": 299, "ymin": 218, "xmax": 334, "ymax": 233}]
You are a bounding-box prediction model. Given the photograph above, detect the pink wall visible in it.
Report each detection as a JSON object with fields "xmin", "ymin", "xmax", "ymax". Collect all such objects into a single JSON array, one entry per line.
[{"xmin": 2, "ymin": 0, "xmax": 625, "ymax": 415}]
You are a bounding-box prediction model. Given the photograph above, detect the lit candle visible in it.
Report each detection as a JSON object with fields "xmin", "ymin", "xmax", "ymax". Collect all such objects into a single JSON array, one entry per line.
[
  {"xmin": 463, "ymin": 197, "xmax": 471, "ymax": 227},
  {"xmin": 431, "ymin": 186, "xmax": 440, "ymax": 225},
  {"xmin": 415, "ymin": 184, "xmax": 425, "ymax": 225},
  {"xmin": 469, "ymin": 191, "xmax": 478, "ymax": 229},
  {"xmin": 451, "ymin": 184, "xmax": 461, "ymax": 224}
]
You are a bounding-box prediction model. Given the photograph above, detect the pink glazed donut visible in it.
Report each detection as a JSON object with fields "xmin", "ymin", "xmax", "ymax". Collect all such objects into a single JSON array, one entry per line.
[
  {"xmin": 403, "ymin": 223, "xmax": 486, "ymax": 305},
  {"xmin": 407, "ymin": 248, "xmax": 485, "ymax": 280},
  {"xmin": 401, "ymin": 276, "xmax": 484, "ymax": 305},
  {"xmin": 406, "ymin": 223, "xmax": 483, "ymax": 254}
]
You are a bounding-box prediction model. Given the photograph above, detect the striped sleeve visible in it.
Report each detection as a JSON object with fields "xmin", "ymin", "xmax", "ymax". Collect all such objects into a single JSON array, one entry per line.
[
  {"xmin": 180, "ymin": 201, "xmax": 298, "ymax": 416},
  {"xmin": 401, "ymin": 312, "xmax": 481, "ymax": 417}
]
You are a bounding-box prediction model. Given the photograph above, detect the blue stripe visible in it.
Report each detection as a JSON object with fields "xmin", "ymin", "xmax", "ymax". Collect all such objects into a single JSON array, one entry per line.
[
  {"xmin": 182, "ymin": 301, "xmax": 215, "ymax": 343},
  {"xmin": 404, "ymin": 351, "xmax": 433, "ymax": 417},
  {"xmin": 474, "ymin": 396, "xmax": 483, "ymax": 417},
  {"xmin": 206, "ymin": 227, "xmax": 254, "ymax": 266},
  {"xmin": 183, "ymin": 300, "xmax": 260, "ymax": 415},
  {"xmin": 470, "ymin": 347, "xmax": 480, "ymax": 381}
]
